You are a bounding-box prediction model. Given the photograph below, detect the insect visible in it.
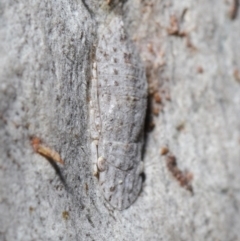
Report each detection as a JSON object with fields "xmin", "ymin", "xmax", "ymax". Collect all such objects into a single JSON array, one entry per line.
[{"xmin": 90, "ymin": 13, "xmax": 147, "ymax": 210}]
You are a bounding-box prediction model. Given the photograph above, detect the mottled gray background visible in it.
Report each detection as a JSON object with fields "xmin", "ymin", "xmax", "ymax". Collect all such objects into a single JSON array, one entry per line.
[{"xmin": 1, "ymin": 0, "xmax": 240, "ymax": 240}]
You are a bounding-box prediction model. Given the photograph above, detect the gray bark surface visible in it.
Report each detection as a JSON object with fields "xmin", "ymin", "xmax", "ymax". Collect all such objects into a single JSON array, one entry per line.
[{"xmin": 1, "ymin": 0, "xmax": 240, "ymax": 240}]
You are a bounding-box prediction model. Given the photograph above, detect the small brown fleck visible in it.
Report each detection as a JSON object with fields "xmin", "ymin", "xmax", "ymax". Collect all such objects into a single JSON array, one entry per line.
[
  {"xmin": 148, "ymin": 121, "xmax": 155, "ymax": 131},
  {"xmin": 106, "ymin": 0, "xmax": 112, "ymax": 5},
  {"xmin": 153, "ymin": 92, "xmax": 162, "ymax": 104},
  {"xmin": 62, "ymin": 211, "xmax": 69, "ymax": 220},
  {"xmin": 12, "ymin": 121, "xmax": 20, "ymax": 128},
  {"xmin": 152, "ymin": 107, "xmax": 160, "ymax": 116},
  {"xmin": 228, "ymin": 0, "xmax": 239, "ymax": 19},
  {"xmin": 167, "ymin": 15, "xmax": 179, "ymax": 35},
  {"xmin": 120, "ymin": 34, "xmax": 126, "ymax": 41},
  {"xmin": 185, "ymin": 171, "xmax": 193, "ymax": 182},
  {"xmin": 166, "ymin": 155, "xmax": 177, "ymax": 168},
  {"xmin": 186, "ymin": 36, "xmax": 197, "ymax": 51},
  {"xmin": 167, "ymin": 15, "xmax": 186, "ymax": 37},
  {"xmin": 124, "ymin": 53, "xmax": 131, "ymax": 63},
  {"xmin": 29, "ymin": 206, "xmax": 35, "ymax": 212},
  {"xmin": 114, "ymin": 69, "xmax": 118, "ymax": 75},
  {"xmin": 103, "ymin": 52, "xmax": 109, "ymax": 59},
  {"xmin": 160, "ymin": 146, "xmax": 169, "ymax": 156},
  {"xmin": 147, "ymin": 43, "xmax": 154, "ymax": 53},
  {"xmin": 165, "ymin": 93, "xmax": 171, "ymax": 101},
  {"xmin": 197, "ymin": 66, "xmax": 204, "ymax": 74},
  {"xmin": 0, "ymin": 114, "xmax": 7, "ymax": 124},
  {"xmin": 176, "ymin": 123, "xmax": 185, "ymax": 131},
  {"xmin": 85, "ymin": 183, "xmax": 88, "ymax": 194},
  {"xmin": 233, "ymin": 69, "xmax": 240, "ymax": 83},
  {"xmin": 165, "ymin": 154, "xmax": 193, "ymax": 193},
  {"xmin": 110, "ymin": 186, "xmax": 115, "ymax": 192}
]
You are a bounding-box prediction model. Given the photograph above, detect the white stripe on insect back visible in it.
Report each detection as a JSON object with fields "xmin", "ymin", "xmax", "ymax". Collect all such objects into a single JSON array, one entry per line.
[{"xmin": 90, "ymin": 12, "xmax": 147, "ymax": 210}]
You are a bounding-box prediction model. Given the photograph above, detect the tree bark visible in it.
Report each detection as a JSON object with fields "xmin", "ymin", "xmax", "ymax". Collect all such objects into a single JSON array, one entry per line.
[{"xmin": 1, "ymin": 0, "xmax": 240, "ymax": 240}]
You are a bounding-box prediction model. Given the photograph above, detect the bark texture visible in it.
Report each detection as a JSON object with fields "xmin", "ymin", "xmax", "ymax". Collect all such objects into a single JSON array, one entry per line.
[{"xmin": 1, "ymin": 0, "xmax": 240, "ymax": 240}]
